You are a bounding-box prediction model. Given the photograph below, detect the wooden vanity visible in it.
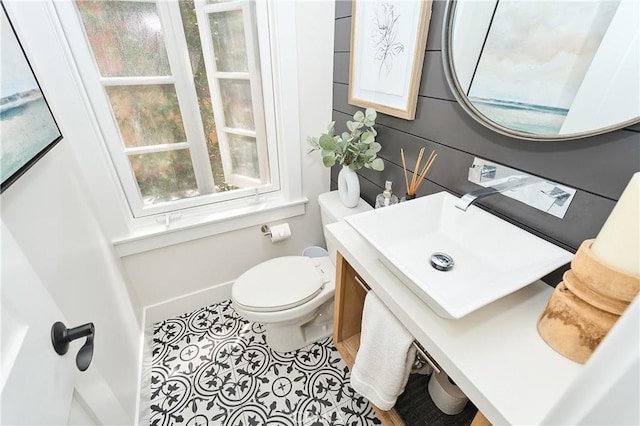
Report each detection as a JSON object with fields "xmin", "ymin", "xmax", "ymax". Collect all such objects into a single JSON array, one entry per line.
[
  {"xmin": 333, "ymin": 252, "xmax": 405, "ymax": 424},
  {"xmin": 333, "ymin": 252, "xmax": 491, "ymax": 425},
  {"xmin": 328, "ymin": 222, "xmax": 583, "ymax": 425}
]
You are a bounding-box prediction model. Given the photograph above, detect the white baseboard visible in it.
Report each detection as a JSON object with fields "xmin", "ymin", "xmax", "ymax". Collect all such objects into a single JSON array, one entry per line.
[{"xmin": 143, "ymin": 281, "xmax": 234, "ymax": 326}]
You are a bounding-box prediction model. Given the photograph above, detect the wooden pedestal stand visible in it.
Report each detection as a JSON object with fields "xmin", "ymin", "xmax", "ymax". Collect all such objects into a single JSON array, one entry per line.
[{"xmin": 538, "ymin": 240, "xmax": 640, "ymax": 364}]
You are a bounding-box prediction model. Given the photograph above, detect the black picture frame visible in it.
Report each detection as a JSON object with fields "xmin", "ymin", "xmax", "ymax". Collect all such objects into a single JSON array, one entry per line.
[{"xmin": 1, "ymin": 2, "xmax": 62, "ymax": 193}]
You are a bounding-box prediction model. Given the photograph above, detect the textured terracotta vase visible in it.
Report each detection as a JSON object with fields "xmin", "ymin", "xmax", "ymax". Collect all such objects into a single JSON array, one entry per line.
[{"xmin": 537, "ymin": 240, "xmax": 640, "ymax": 363}]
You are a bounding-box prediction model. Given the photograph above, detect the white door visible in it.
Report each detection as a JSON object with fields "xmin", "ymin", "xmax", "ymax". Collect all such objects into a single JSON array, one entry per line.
[{"xmin": 1, "ymin": 222, "xmax": 129, "ymax": 425}]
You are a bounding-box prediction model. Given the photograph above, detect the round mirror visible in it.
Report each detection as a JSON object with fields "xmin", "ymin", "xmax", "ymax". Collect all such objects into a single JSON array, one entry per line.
[{"xmin": 442, "ymin": 0, "xmax": 640, "ymax": 141}]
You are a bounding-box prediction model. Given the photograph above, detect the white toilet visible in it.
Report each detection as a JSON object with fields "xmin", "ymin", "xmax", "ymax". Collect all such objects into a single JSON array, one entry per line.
[{"xmin": 232, "ymin": 191, "xmax": 372, "ymax": 352}]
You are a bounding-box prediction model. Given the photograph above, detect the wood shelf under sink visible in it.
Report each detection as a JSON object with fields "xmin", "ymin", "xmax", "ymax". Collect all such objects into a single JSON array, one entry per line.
[
  {"xmin": 333, "ymin": 252, "xmax": 405, "ymax": 426},
  {"xmin": 333, "ymin": 252, "xmax": 490, "ymax": 426}
]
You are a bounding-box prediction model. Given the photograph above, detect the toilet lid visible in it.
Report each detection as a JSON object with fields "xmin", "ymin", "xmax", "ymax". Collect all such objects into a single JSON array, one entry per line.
[{"xmin": 233, "ymin": 256, "xmax": 326, "ymax": 312}]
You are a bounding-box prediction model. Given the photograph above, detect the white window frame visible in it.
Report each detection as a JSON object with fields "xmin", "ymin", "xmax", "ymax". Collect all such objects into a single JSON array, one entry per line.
[
  {"xmin": 194, "ymin": 0, "xmax": 274, "ymax": 189},
  {"xmin": 63, "ymin": 0, "xmax": 282, "ymax": 217},
  {"xmin": 52, "ymin": 0, "xmax": 304, "ymax": 254}
]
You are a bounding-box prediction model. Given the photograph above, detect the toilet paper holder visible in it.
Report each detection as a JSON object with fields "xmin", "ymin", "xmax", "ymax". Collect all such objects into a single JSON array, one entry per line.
[
  {"xmin": 261, "ymin": 223, "xmax": 291, "ymax": 243},
  {"xmin": 353, "ymin": 275, "xmax": 441, "ymax": 374}
]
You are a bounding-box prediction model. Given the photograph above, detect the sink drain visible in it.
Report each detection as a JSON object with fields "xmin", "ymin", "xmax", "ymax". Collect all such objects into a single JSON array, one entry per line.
[{"xmin": 430, "ymin": 252, "xmax": 454, "ymax": 271}]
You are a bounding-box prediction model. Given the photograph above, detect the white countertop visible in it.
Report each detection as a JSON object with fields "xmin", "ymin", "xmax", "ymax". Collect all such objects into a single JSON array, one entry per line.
[{"xmin": 326, "ymin": 221, "xmax": 583, "ymax": 425}]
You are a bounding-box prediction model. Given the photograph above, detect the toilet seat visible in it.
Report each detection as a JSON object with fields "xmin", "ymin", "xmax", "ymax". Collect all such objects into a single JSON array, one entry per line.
[{"xmin": 233, "ymin": 256, "xmax": 330, "ymax": 313}]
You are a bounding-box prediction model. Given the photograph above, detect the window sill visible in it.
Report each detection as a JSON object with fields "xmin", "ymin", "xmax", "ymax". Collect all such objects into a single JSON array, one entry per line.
[{"xmin": 113, "ymin": 197, "xmax": 308, "ymax": 257}]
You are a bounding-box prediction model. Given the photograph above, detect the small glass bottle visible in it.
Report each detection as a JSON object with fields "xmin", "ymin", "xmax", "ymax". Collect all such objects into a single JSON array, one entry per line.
[{"xmin": 375, "ymin": 181, "xmax": 399, "ymax": 208}]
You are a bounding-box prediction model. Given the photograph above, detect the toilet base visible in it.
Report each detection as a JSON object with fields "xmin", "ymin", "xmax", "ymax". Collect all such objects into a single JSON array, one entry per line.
[{"xmin": 265, "ymin": 300, "xmax": 335, "ymax": 353}]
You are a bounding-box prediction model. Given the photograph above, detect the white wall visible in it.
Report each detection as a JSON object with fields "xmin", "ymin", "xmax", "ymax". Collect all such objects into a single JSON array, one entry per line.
[
  {"xmin": 1, "ymin": 1, "xmax": 142, "ymax": 418},
  {"xmin": 121, "ymin": 1, "xmax": 335, "ymax": 313}
]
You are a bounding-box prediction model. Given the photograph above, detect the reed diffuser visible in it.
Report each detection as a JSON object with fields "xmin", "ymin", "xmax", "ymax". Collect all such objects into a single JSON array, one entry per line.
[{"xmin": 401, "ymin": 147, "xmax": 437, "ymax": 200}]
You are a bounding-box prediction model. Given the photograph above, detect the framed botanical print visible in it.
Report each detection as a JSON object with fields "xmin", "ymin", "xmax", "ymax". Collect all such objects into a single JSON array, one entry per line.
[{"xmin": 348, "ymin": 0, "xmax": 433, "ymax": 120}]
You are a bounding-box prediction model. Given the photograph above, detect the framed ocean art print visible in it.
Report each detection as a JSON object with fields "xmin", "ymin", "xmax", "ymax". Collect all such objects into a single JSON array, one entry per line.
[
  {"xmin": 1, "ymin": 3, "xmax": 62, "ymax": 193},
  {"xmin": 348, "ymin": 0, "xmax": 433, "ymax": 120}
]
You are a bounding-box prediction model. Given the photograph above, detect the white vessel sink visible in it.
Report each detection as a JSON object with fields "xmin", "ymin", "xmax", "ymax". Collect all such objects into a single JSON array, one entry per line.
[{"xmin": 345, "ymin": 191, "xmax": 573, "ymax": 318}]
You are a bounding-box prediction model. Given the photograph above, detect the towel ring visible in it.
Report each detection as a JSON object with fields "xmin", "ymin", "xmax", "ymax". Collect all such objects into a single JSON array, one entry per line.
[{"xmin": 353, "ymin": 274, "xmax": 441, "ymax": 373}]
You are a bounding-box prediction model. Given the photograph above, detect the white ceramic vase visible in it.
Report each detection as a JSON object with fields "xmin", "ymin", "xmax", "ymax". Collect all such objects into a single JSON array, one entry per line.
[{"xmin": 338, "ymin": 165, "xmax": 360, "ymax": 208}]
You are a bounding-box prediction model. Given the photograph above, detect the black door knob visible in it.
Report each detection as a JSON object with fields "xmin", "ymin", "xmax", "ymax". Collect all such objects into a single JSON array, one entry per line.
[{"xmin": 51, "ymin": 321, "xmax": 94, "ymax": 371}]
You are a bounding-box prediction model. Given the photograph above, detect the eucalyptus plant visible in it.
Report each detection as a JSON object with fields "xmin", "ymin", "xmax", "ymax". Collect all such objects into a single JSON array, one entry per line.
[{"xmin": 308, "ymin": 108, "xmax": 384, "ymax": 171}]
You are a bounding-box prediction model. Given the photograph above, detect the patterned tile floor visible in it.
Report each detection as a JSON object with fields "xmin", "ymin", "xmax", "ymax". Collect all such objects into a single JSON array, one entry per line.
[{"xmin": 150, "ymin": 300, "xmax": 381, "ymax": 426}]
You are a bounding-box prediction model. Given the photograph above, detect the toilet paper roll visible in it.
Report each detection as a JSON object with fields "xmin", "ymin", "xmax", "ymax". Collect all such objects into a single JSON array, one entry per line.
[
  {"xmin": 428, "ymin": 371, "xmax": 468, "ymax": 415},
  {"xmin": 269, "ymin": 223, "xmax": 291, "ymax": 243}
]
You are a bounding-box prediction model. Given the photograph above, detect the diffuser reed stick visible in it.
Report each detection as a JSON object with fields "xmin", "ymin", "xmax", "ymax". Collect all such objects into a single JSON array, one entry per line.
[
  {"xmin": 402, "ymin": 147, "xmax": 437, "ymax": 197},
  {"xmin": 410, "ymin": 148, "xmax": 425, "ymax": 193},
  {"xmin": 401, "ymin": 148, "xmax": 410, "ymax": 196}
]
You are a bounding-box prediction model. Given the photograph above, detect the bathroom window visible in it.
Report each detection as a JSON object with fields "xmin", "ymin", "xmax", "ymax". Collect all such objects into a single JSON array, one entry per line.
[{"xmin": 70, "ymin": 0, "xmax": 279, "ymax": 218}]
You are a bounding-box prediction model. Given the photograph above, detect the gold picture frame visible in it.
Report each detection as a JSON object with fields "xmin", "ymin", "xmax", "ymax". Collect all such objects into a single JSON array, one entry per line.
[{"xmin": 348, "ymin": 0, "xmax": 432, "ymax": 120}]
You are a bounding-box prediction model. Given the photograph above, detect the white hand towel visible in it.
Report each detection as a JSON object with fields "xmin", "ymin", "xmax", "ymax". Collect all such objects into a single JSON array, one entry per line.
[{"xmin": 350, "ymin": 292, "xmax": 416, "ymax": 411}]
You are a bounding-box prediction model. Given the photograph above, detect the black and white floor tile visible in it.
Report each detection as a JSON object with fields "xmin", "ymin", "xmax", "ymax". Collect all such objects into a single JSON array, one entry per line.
[{"xmin": 150, "ymin": 300, "xmax": 381, "ymax": 426}]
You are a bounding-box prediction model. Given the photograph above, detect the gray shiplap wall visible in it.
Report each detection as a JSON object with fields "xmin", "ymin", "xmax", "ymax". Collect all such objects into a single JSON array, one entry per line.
[{"xmin": 331, "ymin": 0, "xmax": 639, "ymax": 279}]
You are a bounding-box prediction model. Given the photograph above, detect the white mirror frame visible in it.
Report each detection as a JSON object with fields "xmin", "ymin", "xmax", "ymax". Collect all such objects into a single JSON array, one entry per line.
[{"xmin": 441, "ymin": 0, "xmax": 640, "ymax": 142}]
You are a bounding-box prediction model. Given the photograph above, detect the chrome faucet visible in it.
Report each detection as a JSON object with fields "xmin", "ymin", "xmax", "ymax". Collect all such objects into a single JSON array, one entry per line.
[
  {"xmin": 458, "ymin": 157, "xmax": 576, "ymax": 218},
  {"xmin": 455, "ymin": 176, "xmax": 539, "ymax": 211}
]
